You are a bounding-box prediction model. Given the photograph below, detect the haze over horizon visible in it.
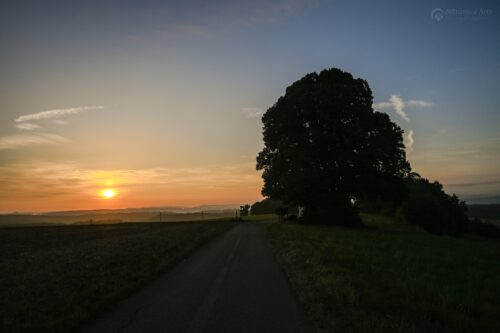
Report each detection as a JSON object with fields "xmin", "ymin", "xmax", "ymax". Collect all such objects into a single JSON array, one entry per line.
[{"xmin": 1, "ymin": 0, "xmax": 499, "ymax": 212}]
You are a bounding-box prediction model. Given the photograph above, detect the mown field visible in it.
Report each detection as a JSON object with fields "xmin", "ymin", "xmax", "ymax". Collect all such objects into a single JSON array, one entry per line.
[
  {"xmin": 0, "ymin": 222, "xmax": 231, "ymax": 333},
  {"xmin": 267, "ymin": 215, "xmax": 500, "ymax": 333}
]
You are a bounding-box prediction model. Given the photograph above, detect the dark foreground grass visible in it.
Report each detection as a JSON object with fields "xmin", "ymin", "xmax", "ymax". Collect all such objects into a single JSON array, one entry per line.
[
  {"xmin": 0, "ymin": 221, "xmax": 231, "ymax": 333},
  {"xmin": 267, "ymin": 217, "xmax": 500, "ymax": 333}
]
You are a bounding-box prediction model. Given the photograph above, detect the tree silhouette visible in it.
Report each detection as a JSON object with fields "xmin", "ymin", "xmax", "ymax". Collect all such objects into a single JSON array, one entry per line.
[{"xmin": 256, "ymin": 68, "xmax": 410, "ymax": 225}]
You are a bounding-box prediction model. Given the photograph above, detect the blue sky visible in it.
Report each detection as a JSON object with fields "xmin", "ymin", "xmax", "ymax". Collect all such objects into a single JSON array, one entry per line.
[{"xmin": 0, "ymin": 0, "xmax": 499, "ymax": 211}]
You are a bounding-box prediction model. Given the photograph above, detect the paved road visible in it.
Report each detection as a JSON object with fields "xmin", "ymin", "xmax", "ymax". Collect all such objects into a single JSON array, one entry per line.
[{"xmin": 85, "ymin": 223, "xmax": 314, "ymax": 333}]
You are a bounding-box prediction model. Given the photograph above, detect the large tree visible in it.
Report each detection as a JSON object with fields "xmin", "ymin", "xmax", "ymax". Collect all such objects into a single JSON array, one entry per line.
[{"xmin": 256, "ymin": 68, "xmax": 410, "ymax": 225}]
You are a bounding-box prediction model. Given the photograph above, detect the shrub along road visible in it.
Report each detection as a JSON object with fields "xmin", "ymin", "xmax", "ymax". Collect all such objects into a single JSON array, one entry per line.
[{"xmin": 85, "ymin": 223, "xmax": 314, "ymax": 333}]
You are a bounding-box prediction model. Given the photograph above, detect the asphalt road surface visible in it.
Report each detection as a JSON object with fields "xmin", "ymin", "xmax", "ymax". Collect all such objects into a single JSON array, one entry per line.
[{"xmin": 85, "ymin": 223, "xmax": 315, "ymax": 333}]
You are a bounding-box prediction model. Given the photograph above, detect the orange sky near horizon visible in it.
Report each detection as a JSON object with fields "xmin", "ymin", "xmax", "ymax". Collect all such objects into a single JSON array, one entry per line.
[{"xmin": 0, "ymin": 162, "xmax": 264, "ymax": 213}]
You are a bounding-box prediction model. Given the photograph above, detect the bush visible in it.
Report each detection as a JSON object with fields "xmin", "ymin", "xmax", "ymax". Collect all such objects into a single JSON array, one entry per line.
[
  {"xmin": 251, "ymin": 198, "xmax": 298, "ymax": 216},
  {"xmin": 399, "ymin": 177, "xmax": 468, "ymax": 235},
  {"xmin": 466, "ymin": 218, "xmax": 500, "ymax": 238}
]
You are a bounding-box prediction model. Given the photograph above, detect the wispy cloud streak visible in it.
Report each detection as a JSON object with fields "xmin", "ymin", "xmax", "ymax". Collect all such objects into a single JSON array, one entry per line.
[
  {"xmin": 242, "ymin": 107, "xmax": 264, "ymax": 118},
  {"xmin": 407, "ymin": 100, "xmax": 433, "ymax": 108},
  {"xmin": 0, "ymin": 133, "xmax": 70, "ymax": 150},
  {"xmin": 15, "ymin": 123, "xmax": 40, "ymax": 131},
  {"xmin": 15, "ymin": 106, "xmax": 103, "ymax": 123},
  {"xmin": 373, "ymin": 95, "xmax": 433, "ymax": 122},
  {"xmin": 52, "ymin": 119, "xmax": 69, "ymax": 125}
]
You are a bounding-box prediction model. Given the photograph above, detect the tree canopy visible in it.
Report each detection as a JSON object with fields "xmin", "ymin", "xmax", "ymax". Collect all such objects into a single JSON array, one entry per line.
[{"xmin": 256, "ymin": 68, "xmax": 410, "ymax": 225}]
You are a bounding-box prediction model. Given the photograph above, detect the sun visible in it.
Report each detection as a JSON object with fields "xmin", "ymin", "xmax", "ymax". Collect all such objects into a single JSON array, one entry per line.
[{"xmin": 100, "ymin": 189, "xmax": 117, "ymax": 199}]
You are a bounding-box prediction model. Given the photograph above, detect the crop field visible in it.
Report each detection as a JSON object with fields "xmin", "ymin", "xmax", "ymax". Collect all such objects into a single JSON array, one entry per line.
[{"xmin": 0, "ymin": 221, "xmax": 231, "ymax": 332}]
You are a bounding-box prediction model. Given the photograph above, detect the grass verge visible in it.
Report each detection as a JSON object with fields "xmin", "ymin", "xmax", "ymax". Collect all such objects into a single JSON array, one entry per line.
[
  {"xmin": 0, "ymin": 221, "xmax": 231, "ymax": 332},
  {"xmin": 242, "ymin": 213, "xmax": 279, "ymax": 222},
  {"xmin": 267, "ymin": 216, "xmax": 500, "ymax": 333}
]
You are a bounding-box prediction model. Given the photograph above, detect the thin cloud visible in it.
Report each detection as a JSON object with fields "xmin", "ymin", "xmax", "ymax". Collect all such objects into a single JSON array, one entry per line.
[
  {"xmin": 437, "ymin": 128, "xmax": 448, "ymax": 135},
  {"xmin": 6, "ymin": 106, "xmax": 101, "ymax": 148},
  {"xmin": 373, "ymin": 95, "xmax": 433, "ymax": 122},
  {"xmin": 173, "ymin": 24, "xmax": 213, "ymax": 38},
  {"xmin": 242, "ymin": 107, "xmax": 264, "ymax": 118},
  {"xmin": 15, "ymin": 106, "xmax": 103, "ymax": 123},
  {"xmin": 157, "ymin": 0, "xmax": 317, "ymax": 39},
  {"xmin": 372, "ymin": 101, "xmax": 392, "ymax": 109},
  {"xmin": 52, "ymin": 119, "xmax": 70, "ymax": 125},
  {"xmin": 0, "ymin": 133, "xmax": 70, "ymax": 150},
  {"xmin": 230, "ymin": 0, "xmax": 317, "ymax": 27},
  {"xmin": 15, "ymin": 123, "xmax": 40, "ymax": 131},
  {"xmin": 405, "ymin": 129, "xmax": 414, "ymax": 153},
  {"xmin": 407, "ymin": 100, "xmax": 433, "ymax": 108},
  {"xmin": 446, "ymin": 180, "xmax": 500, "ymax": 187}
]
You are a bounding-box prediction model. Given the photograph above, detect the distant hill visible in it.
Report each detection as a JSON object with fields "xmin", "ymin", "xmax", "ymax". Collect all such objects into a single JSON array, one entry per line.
[
  {"xmin": 0, "ymin": 205, "xmax": 241, "ymax": 227},
  {"xmin": 462, "ymin": 194, "xmax": 500, "ymax": 205},
  {"xmin": 467, "ymin": 204, "xmax": 500, "ymax": 220},
  {"xmin": 43, "ymin": 204, "xmax": 241, "ymax": 216}
]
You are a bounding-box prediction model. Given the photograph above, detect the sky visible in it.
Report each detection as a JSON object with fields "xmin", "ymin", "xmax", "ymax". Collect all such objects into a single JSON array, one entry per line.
[{"xmin": 1, "ymin": 0, "xmax": 499, "ymax": 212}]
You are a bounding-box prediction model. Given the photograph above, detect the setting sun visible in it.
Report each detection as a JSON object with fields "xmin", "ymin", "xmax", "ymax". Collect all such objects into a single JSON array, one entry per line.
[{"xmin": 100, "ymin": 189, "xmax": 117, "ymax": 199}]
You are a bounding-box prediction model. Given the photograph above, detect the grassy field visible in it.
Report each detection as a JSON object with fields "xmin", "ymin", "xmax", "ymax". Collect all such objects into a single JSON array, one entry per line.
[
  {"xmin": 267, "ymin": 215, "xmax": 500, "ymax": 333},
  {"xmin": 0, "ymin": 221, "xmax": 231, "ymax": 333}
]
